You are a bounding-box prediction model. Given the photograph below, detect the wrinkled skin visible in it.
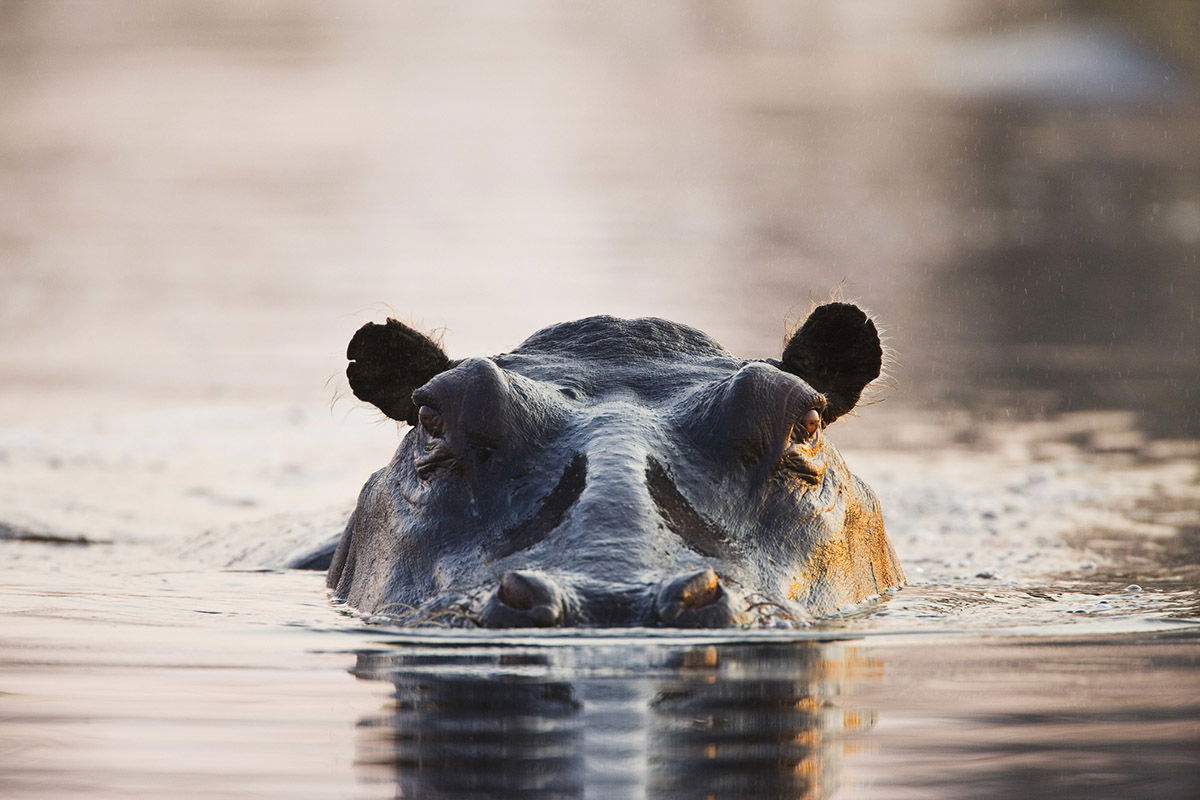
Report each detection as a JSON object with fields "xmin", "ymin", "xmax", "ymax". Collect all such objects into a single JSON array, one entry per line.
[{"xmin": 328, "ymin": 303, "xmax": 903, "ymax": 628}]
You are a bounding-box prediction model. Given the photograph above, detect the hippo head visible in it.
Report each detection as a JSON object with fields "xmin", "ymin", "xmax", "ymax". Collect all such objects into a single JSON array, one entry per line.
[{"xmin": 328, "ymin": 303, "xmax": 903, "ymax": 628}]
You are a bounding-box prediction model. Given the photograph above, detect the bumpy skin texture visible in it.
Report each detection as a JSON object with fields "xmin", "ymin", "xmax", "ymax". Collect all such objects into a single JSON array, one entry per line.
[{"xmin": 328, "ymin": 304, "xmax": 903, "ymax": 628}]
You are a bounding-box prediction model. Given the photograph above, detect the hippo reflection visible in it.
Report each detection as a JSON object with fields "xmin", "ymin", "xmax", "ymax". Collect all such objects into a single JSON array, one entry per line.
[
  {"xmin": 350, "ymin": 642, "xmax": 876, "ymax": 798},
  {"xmin": 328, "ymin": 303, "xmax": 902, "ymax": 627}
]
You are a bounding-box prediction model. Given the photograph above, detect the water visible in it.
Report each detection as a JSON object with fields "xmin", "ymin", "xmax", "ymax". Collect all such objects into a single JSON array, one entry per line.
[
  {"xmin": 2, "ymin": 2, "xmax": 1199, "ymax": 798},
  {"xmin": 4, "ymin": 553, "xmax": 1198, "ymax": 799}
]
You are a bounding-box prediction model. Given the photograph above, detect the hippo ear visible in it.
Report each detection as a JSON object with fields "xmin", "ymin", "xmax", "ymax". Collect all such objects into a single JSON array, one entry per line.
[
  {"xmin": 346, "ymin": 318, "xmax": 451, "ymax": 424},
  {"xmin": 780, "ymin": 303, "xmax": 881, "ymax": 424}
]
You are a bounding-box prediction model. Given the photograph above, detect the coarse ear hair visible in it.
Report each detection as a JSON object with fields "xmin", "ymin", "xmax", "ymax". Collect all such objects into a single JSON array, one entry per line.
[
  {"xmin": 346, "ymin": 319, "xmax": 451, "ymax": 424},
  {"xmin": 779, "ymin": 302, "xmax": 881, "ymax": 424}
]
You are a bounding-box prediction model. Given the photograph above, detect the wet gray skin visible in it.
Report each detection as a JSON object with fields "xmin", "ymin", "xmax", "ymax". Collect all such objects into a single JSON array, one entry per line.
[{"xmin": 327, "ymin": 303, "xmax": 903, "ymax": 628}]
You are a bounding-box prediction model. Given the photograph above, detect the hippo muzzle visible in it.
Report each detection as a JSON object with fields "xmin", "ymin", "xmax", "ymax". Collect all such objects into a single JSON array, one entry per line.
[{"xmin": 328, "ymin": 304, "xmax": 903, "ymax": 628}]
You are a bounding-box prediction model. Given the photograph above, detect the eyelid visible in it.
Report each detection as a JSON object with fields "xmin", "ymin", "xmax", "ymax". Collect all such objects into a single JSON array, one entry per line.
[
  {"xmin": 411, "ymin": 389, "xmax": 437, "ymax": 409},
  {"xmin": 799, "ymin": 406, "xmax": 823, "ymax": 422}
]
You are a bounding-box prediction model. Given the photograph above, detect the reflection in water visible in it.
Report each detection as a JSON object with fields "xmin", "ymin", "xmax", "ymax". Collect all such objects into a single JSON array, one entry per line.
[{"xmin": 350, "ymin": 641, "xmax": 876, "ymax": 799}]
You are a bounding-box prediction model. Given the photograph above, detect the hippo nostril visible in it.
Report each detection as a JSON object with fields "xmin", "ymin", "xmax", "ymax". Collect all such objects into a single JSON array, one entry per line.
[
  {"xmin": 527, "ymin": 604, "xmax": 559, "ymax": 627},
  {"xmin": 656, "ymin": 568, "xmax": 735, "ymax": 627},
  {"xmin": 498, "ymin": 570, "xmax": 538, "ymax": 610},
  {"xmin": 672, "ymin": 568, "xmax": 723, "ymax": 611},
  {"xmin": 489, "ymin": 570, "xmax": 563, "ymax": 628}
]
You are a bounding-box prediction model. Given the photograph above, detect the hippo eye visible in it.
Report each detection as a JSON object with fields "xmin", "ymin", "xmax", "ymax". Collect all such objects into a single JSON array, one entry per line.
[
  {"xmin": 417, "ymin": 405, "xmax": 444, "ymax": 437},
  {"xmin": 797, "ymin": 408, "xmax": 822, "ymax": 442}
]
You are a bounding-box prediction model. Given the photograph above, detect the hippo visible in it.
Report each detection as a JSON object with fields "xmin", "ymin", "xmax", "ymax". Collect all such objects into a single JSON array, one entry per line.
[{"xmin": 327, "ymin": 303, "xmax": 903, "ymax": 628}]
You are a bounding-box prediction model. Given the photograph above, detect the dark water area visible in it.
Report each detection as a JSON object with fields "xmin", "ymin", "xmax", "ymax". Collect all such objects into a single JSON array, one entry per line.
[{"xmin": 2, "ymin": 2, "xmax": 1199, "ymax": 799}]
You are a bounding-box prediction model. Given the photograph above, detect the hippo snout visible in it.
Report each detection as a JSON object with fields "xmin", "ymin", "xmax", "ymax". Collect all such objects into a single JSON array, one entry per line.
[{"xmin": 477, "ymin": 568, "xmax": 746, "ymax": 628}]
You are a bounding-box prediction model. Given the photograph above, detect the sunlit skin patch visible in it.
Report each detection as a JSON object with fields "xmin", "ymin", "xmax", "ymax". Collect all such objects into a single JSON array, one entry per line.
[
  {"xmin": 789, "ymin": 497, "xmax": 901, "ymax": 606},
  {"xmin": 789, "ymin": 539, "xmax": 851, "ymax": 603}
]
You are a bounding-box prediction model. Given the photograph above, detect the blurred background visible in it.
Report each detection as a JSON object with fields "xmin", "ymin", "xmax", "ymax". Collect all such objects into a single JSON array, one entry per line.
[{"xmin": 2, "ymin": 0, "xmax": 1197, "ymax": 437}]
